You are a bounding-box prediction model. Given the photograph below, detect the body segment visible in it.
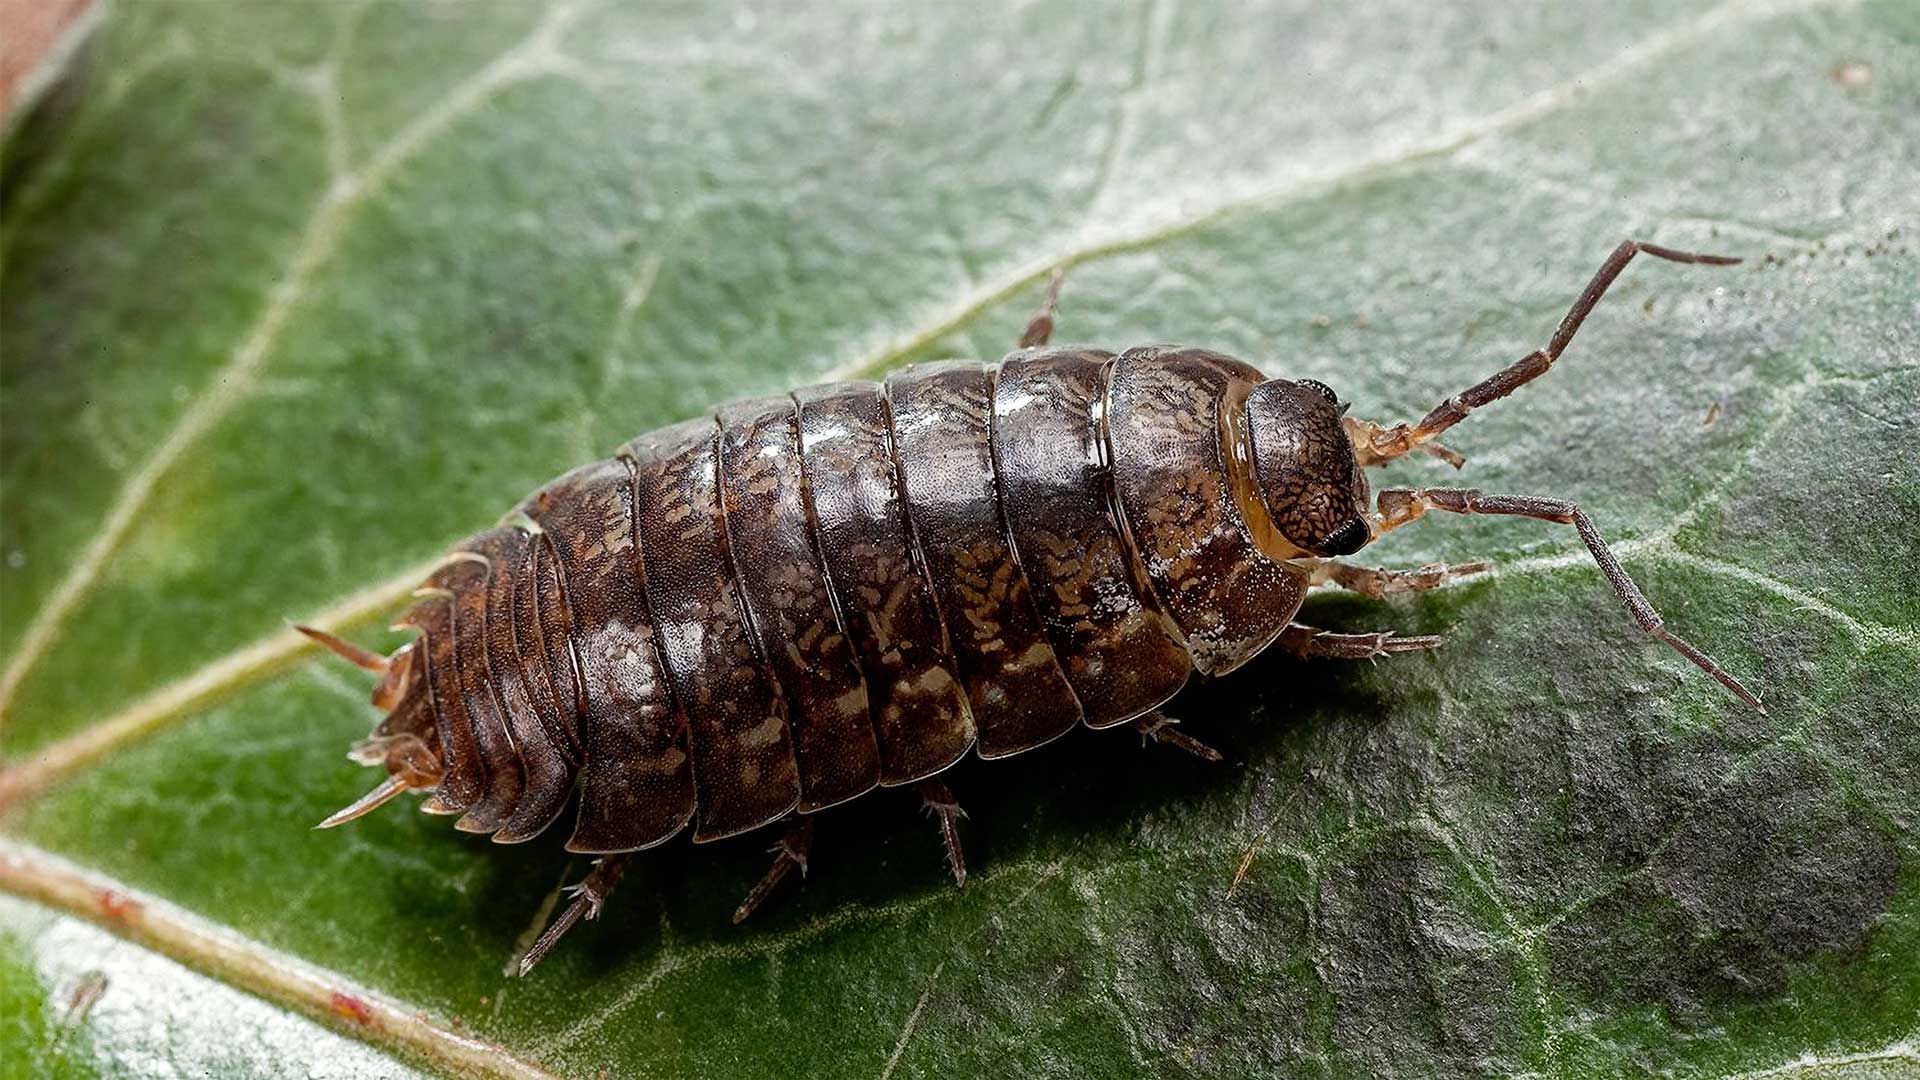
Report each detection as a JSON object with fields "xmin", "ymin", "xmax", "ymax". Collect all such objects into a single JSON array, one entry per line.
[
  {"xmin": 716, "ymin": 396, "xmax": 880, "ymax": 812},
  {"xmin": 625, "ymin": 419, "xmax": 801, "ymax": 842},
  {"xmin": 1107, "ymin": 347, "xmax": 1308, "ymax": 674},
  {"xmin": 887, "ymin": 360, "xmax": 1083, "ymax": 757},
  {"xmin": 792, "ymin": 380, "xmax": 975, "ymax": 783},
  {"xmin": 523, "ymin": 459, "xmax": 691, "ymax": 853},
  {"xmin": 990, "ymin": 347, "xmax": 1190, "ymax": 726}
]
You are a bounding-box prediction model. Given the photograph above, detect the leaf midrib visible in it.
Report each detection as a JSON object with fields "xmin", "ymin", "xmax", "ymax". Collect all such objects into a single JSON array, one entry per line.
[{"xmin": 0, "ymin": 836, "xmax": 560, "ymax": 1080}]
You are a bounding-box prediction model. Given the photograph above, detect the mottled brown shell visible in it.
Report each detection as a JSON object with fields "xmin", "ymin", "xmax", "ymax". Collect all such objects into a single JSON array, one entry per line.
[{"xmin": 360, "ymin": 346, "xmax": 1311, "ymax": 849}]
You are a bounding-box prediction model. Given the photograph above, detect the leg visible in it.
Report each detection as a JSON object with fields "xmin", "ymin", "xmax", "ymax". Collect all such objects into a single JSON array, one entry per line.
[
  {"xmin": 1343, "ymin": 418, "xmax": 1468, "ymax": 468},
  {"xmin": 1133, "ymin": 712, "xmax": 1223, "ymax": 763},
  {"xmin": 1016, "ymin": 268, "xmax": 1065, "ymax": 348},
  {"xmin": 732, "ymin": 817, "xmax": 816, "ymax": 925},
  {"xmin": 1310, "ymin": 558, "xmax": 1491, "ymax": 597},
  {"xmin": 1350, "ymin": 240, "xmax": 1741, "ymax": 466},
  {"xmin": 1375, "ymin": 486, "xmax": 1764, "ymax": 710},
  {"xmin": 1275, "ymin": 623, "xmax": 1444, "ymax": 660},
  {"xmin": 515, "ymin": 852, "xmax": 632, "ymax": 976},
  {"xmin": 917, "ymin": 780, "xmax": 968, "ymax": 888}
]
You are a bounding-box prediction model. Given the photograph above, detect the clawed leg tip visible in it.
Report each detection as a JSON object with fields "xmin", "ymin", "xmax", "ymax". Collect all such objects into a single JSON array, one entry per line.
[
  {"xmin": 1132, "ymin": 713, "xmax": 1226, "ymax": 762},
  {"xmin": 510, "ymin": 855, "xmax": 631, "ymax": 975},
  {"xmin": 732, "ymin": 820, "xmax": 814, "ymax": 925}
]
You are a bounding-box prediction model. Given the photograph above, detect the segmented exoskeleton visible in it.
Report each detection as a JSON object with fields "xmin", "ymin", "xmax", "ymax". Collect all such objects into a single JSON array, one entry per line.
[{"xmin": 306, "ymin": 241, "xmax": 1764, "ymax": 974}]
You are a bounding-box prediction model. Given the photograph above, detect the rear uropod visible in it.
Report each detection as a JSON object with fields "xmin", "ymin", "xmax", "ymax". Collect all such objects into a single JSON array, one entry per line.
[{"xmin": 302, "ymin": 239, "xmax": 1764, "ymax": 974}]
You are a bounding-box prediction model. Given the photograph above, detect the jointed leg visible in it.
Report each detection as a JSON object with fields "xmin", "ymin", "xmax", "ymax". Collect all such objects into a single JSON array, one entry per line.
[
  {"xmin": 1375, "ymin": 486, "xmax": 1764, "ymax": 710},
  {"xmin": 1133, "ymin": 712, "xmax": 1223, "ymax": 763},
  {"xmin": 1344, "ymin": 418, "xmax": 1468, "ymax": 468},
  {"xmin": 516, "ymin": 852, "xmax": 632, "ymax": 976},
  {"xmin": 733, "ymin": 817, "xmax": 816, "ymax": 924},
  {"xmin": 1310, "ymin": 558, "xmax": 1491, "ymax": 597},
  {"xmin": 1016, "ymin": 268, "xmax": 1065, "ymax": 348},
  {"xmin": 1350, "ymin": 241, "xmax": 1740, "ymax": 466},
  {"xmin": 917, "ymin": 780, "xmax": 969, "ymax": 888},
  {"xmin": 1275, "ymin": 623, "xmax": 1444, "ymax": 660}
]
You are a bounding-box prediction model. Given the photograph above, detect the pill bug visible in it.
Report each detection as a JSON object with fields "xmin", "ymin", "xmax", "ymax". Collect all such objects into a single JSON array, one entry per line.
[{"xmin": 304, "ymin": 240, "xmax": 1763, "ymax": 974}]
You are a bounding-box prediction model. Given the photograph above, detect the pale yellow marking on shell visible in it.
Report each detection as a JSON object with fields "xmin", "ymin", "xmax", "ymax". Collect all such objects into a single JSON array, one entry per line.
[{"xmin": 498, "ymin": 509, "xmax": 544, "ymax": 535}]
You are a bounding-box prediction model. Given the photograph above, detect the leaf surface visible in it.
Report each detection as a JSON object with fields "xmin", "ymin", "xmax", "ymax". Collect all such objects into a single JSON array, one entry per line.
[{"xmin": 2, "ymin": 1, "xmax": 1916, "ymax": 1076}]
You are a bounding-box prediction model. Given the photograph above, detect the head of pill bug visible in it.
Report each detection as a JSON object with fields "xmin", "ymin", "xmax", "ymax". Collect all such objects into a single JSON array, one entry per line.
[{"xmin": 1242, "ymin": 377, "xmax": 1372, "ymax": 557}]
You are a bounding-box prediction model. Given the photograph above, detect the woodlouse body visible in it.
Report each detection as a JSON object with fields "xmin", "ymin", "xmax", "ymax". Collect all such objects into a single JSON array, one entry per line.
[
  {"xmin": 312, "ymin": 241, "xmax": 1766, "ymax": 972},
  {"xmin": 359, "ymin": 345, "xmax": 1320, "ymax": 855}
]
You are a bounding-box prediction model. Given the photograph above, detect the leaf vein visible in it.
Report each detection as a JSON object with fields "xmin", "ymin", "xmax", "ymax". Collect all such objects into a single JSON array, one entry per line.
[
  {"xmin": 0, "ymin": 0, "xmax": 593, "ymax": 724},
  {"xmin": 0, "ymin": 837, "xmax": 565, "ymax": 1080}
]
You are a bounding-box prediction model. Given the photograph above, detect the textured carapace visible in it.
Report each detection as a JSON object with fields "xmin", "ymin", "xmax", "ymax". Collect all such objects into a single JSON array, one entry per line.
[
  {"xmin": 306, "ymin": 240, "xmax": 1765, "ymax": 973},
  {"xmin": 331, "ymin": 346, "xmax": 1314, "ymax": 855}
]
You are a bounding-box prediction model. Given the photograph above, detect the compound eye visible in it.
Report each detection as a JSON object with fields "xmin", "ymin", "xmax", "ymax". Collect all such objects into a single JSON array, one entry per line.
[
  {"xmin": 1296, "ymin": 379, "xmax": 1339, "ymax": 406},
  {"xmin": 1318, "ymin": 517, "xmax": 1370, "ymax": 556}
]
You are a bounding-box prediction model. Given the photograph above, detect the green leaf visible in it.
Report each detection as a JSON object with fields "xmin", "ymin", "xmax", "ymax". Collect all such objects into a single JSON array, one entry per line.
[
  {"xmin": 0, "ymin": 895, "xmax": 424, "ymax": 1079},
  {"xmin": 3, "ymin": 1, "xmax": 1916, "ymax": 1076}
]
